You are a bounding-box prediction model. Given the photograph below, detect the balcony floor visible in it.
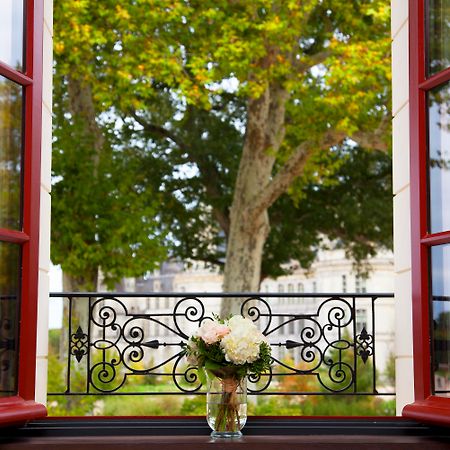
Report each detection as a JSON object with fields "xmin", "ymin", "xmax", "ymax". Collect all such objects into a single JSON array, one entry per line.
[{"xmin": 1, "ymin": 417, "xmax": 450, "ymax": 449}]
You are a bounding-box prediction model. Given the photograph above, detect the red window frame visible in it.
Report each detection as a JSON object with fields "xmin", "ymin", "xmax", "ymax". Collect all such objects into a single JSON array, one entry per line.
[
  {"xmin": 403, "ymin": 0, "xmax": 450, "ymax": 425},
  {"xmin": 0, "ymin": 0, "xmax": 47, "ymax": 426}
]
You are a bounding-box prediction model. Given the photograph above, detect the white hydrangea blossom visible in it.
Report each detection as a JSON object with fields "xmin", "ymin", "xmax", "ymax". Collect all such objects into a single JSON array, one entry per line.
[{"xmin": 220, "ymin": 316, "xmax": 266, "ymax": 365}]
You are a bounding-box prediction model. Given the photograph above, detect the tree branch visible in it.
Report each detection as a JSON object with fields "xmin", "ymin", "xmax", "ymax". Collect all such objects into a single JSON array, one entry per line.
[
  {"xmin": 129, "ymin": 111, "xmax": 190, "ymax": 152},
  {"xmin": 128, "ymin": 110, "xmax": 231, "ymax": 235},
  {"xmin": 351, "ymin": 115, "xmax": 391, "ymax": 153},
  {"xmin": 249, "ymin": 130, "xmax": 347, "ymax": 220},
  {"xmin": 194, "ymin": 155, "xmax": 231, "ymax": 235},
  {"xmin": 266, "ymin": 84, "xmax": 289, "ymax": 151},
  {"xmin": 67, "ymin": 76, "xmax": 104, "ymax": 174},
  {"xmin": 199, "ymin": 255, "xmax": 225, "ymax": 269},
  {"xmin": 195, "ymin": 169, "xmax": 231, "ymax": 235},
  {"xmin": 293, "ymin": 50, "xmax": 332, "ymax": 72}
]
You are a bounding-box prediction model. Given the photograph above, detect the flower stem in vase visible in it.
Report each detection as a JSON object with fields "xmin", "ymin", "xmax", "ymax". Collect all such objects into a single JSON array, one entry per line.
[
  {"xmin": 207, "ymin": 375, "xmax": 247, "ymax": 438},
  {"xmin": 186, "ymin": 315, "xmax": 271, "ymax": 438}
]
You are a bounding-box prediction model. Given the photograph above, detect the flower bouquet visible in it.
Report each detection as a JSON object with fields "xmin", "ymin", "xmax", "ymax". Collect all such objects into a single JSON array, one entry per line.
[{"xmin": 186, "ymin": 315, "xmax": 271, "ymax": 437}]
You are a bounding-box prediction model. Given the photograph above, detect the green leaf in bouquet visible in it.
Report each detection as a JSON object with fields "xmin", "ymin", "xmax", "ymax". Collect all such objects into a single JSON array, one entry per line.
[{"xmin": 197, "ymin": 366, "xmax": 207, "ymax": 386}]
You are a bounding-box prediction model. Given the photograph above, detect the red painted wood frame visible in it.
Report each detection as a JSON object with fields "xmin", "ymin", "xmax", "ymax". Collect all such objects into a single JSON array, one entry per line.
[
  {"xmin": 403, "ymin": 0, "xmax": 450, "ymax": 426},
  {"xmin": 0, "ymin": 0, "xmax": 47, "ymax": 426}
]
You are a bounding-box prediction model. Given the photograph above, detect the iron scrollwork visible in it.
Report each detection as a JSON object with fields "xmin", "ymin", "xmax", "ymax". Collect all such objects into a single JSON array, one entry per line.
[
  {"xmin": 77, "ymin": 296, "xmax": 209, "ymax": 393},
  {"xmin": 70, "ymin": 326, "xmax": 88, "ymax": 363},
  {"xmin": 356, "ymin": 327, "xmax": 374, "ymax": 364},
  {"xmin": 53, "ymin": 292, "xmax": 386, "ymax": 396}
]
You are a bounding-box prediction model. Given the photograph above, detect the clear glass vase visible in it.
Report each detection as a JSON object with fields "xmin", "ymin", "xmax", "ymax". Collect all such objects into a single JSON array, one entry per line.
[{"xmin": 206, "ymin": 373, "xmax": 247, "ymax": 438}]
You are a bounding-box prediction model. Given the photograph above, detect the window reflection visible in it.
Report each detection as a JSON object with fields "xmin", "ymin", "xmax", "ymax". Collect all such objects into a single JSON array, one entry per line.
[
  {"xmin": 0, "ymin": 242, "xmax": 20, "ymax": 397},
  {"xmin": 431, "ymin": 244, "xmax": 450, "ymax": 396},
  {"xmin": 428, "ymin": 82, "xmax": 450, "ymax": 233},
  {"xmin": 0, "ymin": 0, "xmax": 24, "ymax": 71},
  {"xmin": 0, "ymin": 75, "xmax": 23, "ymax": 230},
  {"xmin": 428, "ymin": 0, "xmax": 450, "ymax": 75}
]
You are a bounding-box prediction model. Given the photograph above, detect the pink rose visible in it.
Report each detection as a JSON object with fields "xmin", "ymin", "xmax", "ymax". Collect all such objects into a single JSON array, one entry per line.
[
  {"xmin": 197, "ymin": 320, "xmax": 230, "ymax": 344},
  {"xmin": 215, "ymin": 323, "xmax": 231, "ymax": 339}
]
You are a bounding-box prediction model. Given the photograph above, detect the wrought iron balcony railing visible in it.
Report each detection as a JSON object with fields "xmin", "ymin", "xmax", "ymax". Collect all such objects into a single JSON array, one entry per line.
[{"xmin": 48, "ymin": 292, "xmax": 395, "ymax": 398}]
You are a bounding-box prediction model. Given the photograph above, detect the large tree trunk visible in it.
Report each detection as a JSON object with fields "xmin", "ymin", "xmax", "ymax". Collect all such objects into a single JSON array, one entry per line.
[
  {"xmin": 63, "ymin": 271, "xmax": 98, "ymax": 293},
  {"xmin": 59, "ymin": 271, "xmax": 98, "ymax": 410},
  {"xmin": 67, "ymin": 77, "xmax": 104, "ymax": 151},
  {"xmin": 62, "ymin": 270, "xmax": 98, "ymax": 328},
  {"xmin": 59, "ymin": 75, "xmax": 103, "ymax": 327},
  {"xmin": 221, "ymin": 84, "xmax": 288, "ymax": 316}
]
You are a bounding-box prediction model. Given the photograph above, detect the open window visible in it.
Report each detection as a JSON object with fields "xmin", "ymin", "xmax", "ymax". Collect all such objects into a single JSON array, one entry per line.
[
  {"xmin": 0, "ymin": 0, "xmax": 47, "ymax": 426},
  {"xmin": 403, "ymin": 0, "xmax": 450, "ymax": 425}
]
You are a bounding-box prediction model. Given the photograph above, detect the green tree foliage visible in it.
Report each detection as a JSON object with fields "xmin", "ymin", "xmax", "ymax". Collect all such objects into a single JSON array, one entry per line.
[
  {"xmin": 263, "ymin": 146, "xmax": 392, "ymax": 278},
  {"xmin": 51, "ymin": 115, "xmax": 167, "ymax": 289},
  {"xmin": 53, "ymin": 0, "xmax": 392, "ymax": 293},
  {"xmin": 52, "ymin": 12, "xmax": 167, "ymax": 290}
]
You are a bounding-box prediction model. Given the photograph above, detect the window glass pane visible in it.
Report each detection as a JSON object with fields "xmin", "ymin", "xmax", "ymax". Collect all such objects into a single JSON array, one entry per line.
[
  {"xmin": 428, "ymin": 82, "xmax": 450, "ymax": 233},
  {"xmin": 0, "ymin": 242, "xmax": 21, "ymax": 397},
  {"xmin": 427, "ymin": 0, "xmax": 450, "ymax": 75},
  {"xmin": 0, "ymin": 0, "xmax": 24, "ymax": 71},
  {"xmin": 431, "ymin": 244, "xmax": 450, "ymax": 396},
  {"xmin": 0, "ymin": 75, "xmax": 23, "ymax": 230}
]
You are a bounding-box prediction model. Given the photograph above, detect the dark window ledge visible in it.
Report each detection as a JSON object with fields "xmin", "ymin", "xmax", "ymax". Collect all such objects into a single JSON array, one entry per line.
[{"xmin": 1, "ymin": 417, "xmax": 450, "ymax": 450}]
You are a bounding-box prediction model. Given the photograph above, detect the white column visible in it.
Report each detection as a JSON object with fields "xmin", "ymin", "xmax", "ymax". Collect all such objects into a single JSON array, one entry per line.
[
  {"xmin": 391, "ymin": 0, "xmax": 415, "ymax": 415},
  {"xmin": 35, "ymin": 0, "xmax": 53, "ymax": 405}
]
